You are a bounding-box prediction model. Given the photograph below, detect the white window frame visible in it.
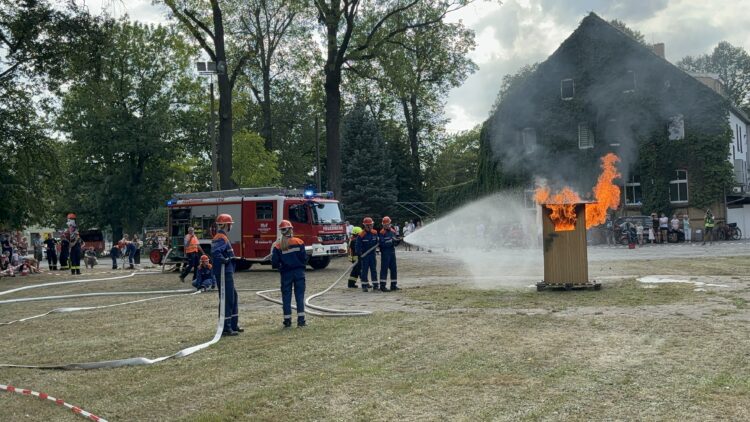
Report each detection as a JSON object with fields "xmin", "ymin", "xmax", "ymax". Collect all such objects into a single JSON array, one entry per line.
[
  {"xmin": 578, "ymin": 123, "xmax": 594, "ymax": 149},
  {"xmin": 624, "ymin": 175, "xmax": 642, "ymax": 206},
  {"xmin": 523, "ymin": 189, "xmax": 537, "ymax": 210},
  {"xmin": 561, "ymin": 79, "xmax": 574, "ymax": 100},
  {"xmin": 669, "ymin": 170, "xmax": 688, "ymax": 203}
]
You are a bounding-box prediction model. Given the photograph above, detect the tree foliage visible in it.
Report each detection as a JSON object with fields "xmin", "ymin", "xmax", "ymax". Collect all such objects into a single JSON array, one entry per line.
[
  {"xmin": 57, "ymin": 20, "xmax": 200, "ymax": 236},
  {"xmin": 341, "ymin": 104, "xmax": 397, "ymax": 224},
  {"xmin": 232, "ymin": 129, "xmax": 280, "ymax": 187},
  {"xmin": 678, "ymin": 41, "xmax": 750, "ymax": 108}
]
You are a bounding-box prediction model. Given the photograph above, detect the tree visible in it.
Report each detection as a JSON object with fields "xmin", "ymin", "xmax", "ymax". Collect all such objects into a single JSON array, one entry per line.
[
  {"xmin": 490, "ymin": 62, "xmax": 538, "ymax": 114},
  {"xmin": 163, "ymin": 0, "xmax": 252, "ymax": 189},
  {"xmin": 313, "ymin": 0, "xmax": 469, "ymax": 198},
  {"xmin": 57, "ymin": 20, "xmax": 199, "ymax": 238},
  {"xmin": 678, "ymin": 41, "xmax": 750, "ymax": 108},
  {"xmin": 341, "ymin": 104, "xmax": 396, "ymax": 223},
  {"xmin": 232, "ymin": 130, "xmax": 281, "ymax": 186},
  {"xmin": 609, "ymin": 19, "xmax": 645, "ymax": 45},
  {"xmin": 357, "ymin": 4, "xmax": 476, "ymax": 189},
  {"xmin": 424, "ymin": 125, "xmax": 480, "ymax": 193}
]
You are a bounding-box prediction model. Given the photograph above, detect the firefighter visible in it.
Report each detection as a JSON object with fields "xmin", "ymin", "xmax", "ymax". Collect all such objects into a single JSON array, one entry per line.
[
  {"xmin": 192, "ymin": 254, "xmax": 216, "ymax": 291},
  {"xmin": 212, "ymin": 213, "xmax": 241, "ymax": 336},
  {"xmin": 379, "ymin": 216, "xmax": 400, "ymax": 291},
  {"xmin": 347, "ymin": 226, "xmax": 363, "ymax": 288},
  {"xmin": 44, "ymin": 233, "xmax": 58, "ymax": 270},
  {"xmin": 356, "ymin": 217, "xmax": 380, "ymax": 292},
  {"xmin": 69, "ymin": 229, "xmax": 84, "ymax": 275},
  {"xmin": 271, "ymin": 220, "xmax": 307, "ymax": 328},
  {"xmin": 179, "ymin": 227, "xmax": 203, "ymax": 282},
  {"xmin": 59, "ymin": 234, "xmax": 70, "ymax": 271}
]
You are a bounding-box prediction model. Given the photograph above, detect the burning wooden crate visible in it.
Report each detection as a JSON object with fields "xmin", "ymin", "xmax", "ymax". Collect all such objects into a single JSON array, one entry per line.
[{"xmin": 536, "ymin": 202, "xmax": 601, "ymax": 291}]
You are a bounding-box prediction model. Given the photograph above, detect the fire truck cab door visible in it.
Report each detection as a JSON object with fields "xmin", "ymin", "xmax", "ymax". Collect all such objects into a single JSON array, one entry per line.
[{"xmin": 243, "ymin": 198, "xmax": 280, "ymax": 260}]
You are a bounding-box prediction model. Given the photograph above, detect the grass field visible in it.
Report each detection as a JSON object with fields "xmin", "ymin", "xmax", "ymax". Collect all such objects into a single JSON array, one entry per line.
[{"xmin": 1, "ymin": 253, "xmax": 749, "ymax": 421}]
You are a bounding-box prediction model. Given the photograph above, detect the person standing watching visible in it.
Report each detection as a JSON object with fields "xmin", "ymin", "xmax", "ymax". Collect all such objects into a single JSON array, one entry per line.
[
  {"xmin": 702, "ymin": 209, "xmax": 715, "ymax": 245},
  {"xmin": 356, "ymin": 217, "xmax": 380, "ymax": 292},
  {"xmin": 44, "ymin": 234, "xmax": 58, "ymax": 270},
  {"xmin": 659, "ymin": 213, "xmax": 669, "ymax": 244},
  {"xmin": 133, "ymin": 234, "xmax": 142, "ymax": 265},
  {"xmin": 69, "ymin": 230, "xmax": 84, "ymax": 275},
  {"xmin": 379, "ymin": 216, "xmax": 400, "ymax": 292},
  {"xmin": 212, "ymin": 214, "xmax": 241, "ymax": 336},
  {"xmin": 179, "ymin": 227, "xmax": 202, "ymax": 282},
  {"xmin": 683, "ymin": 214, "xmax": 692, "ymax": 243},
  {"xmin": 271, "ymin": 220, "xmax": 308, "ymax": 328}
]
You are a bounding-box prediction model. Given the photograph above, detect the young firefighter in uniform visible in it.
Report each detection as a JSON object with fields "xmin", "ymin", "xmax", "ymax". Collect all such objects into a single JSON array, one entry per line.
[
  {"xmin": 212, "ymin": 214, "xmax": 242, "ymax": 336},
  {"xmin": 44, "ymin": 233, "xmax": 58, "ymax": 270},
  {"xmin": 59, "ymin": 234, "xmax": 70, "ymax": 271},
  {"xmin": 192, "ymin": 254, "xmax": 216, "ymax": 291},
  {"xmin": 356, "ymin": 217, "xmax": 380, "ymax": 292},
  {"xmin": 347, "ymin": 226, "xmax": 363, "ymax": 288},
  {"xmin": 69, "ymin": 230, "xmax": 84, "ymax": 275},
  {"xmin": 378, "ymin": 216, "xmax": 400, "ymax": 291},
  {"xmin": 272, "ymin": 220, "xmax": 307, "ymax": 328}
]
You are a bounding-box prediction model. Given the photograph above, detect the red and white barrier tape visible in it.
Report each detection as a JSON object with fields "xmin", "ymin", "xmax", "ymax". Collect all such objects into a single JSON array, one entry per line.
[{"xmin": 0, "ymin": 384, "xmax": 108, "ymax": 422}]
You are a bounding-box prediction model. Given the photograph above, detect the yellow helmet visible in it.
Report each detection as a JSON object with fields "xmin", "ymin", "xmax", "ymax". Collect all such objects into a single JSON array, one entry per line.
[{"xmin": 351, "ymin": 227, "xmax": 363, "ymax": 235}]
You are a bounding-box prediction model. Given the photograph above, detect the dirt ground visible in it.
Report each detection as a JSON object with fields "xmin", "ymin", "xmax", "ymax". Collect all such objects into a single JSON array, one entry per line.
[{"xmin": 0, "ymin": 240, "xmax": 749, "ymax": 421}]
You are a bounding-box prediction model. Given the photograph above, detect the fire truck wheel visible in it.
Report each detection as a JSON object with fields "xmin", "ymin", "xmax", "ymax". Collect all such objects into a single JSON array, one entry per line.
[
  {"xmin": 235, "ymin": 260, "xmax": 253, "ymax": 271},
  {"xmin": 308, "ymin": 256, "xmax": 330, "ymax": 270}
]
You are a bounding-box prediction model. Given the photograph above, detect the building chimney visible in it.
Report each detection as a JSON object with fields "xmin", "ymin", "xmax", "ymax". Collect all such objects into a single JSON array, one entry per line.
[{"xmin": 651, "ymin": 42, "xmax": 665, "ymax": 59}]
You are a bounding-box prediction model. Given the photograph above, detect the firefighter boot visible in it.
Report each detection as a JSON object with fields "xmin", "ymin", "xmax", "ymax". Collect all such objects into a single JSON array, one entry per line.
[
  {"xmin": 283, "ymin": 319, "xmax": 292, "ymax": 329},
  {"xmin": 390, "ymin": 281, "xmax": 401, "ymax": 291},
  {"xmin": 380, "ymin": 281, "xmax": 389, "ymax": 292},
  {"xmin": 372, "ymin": 281, "xmax": 380, "ymax": 292},
  {"xmin": 76, "ymin": 269, "xmax": 81, "ymax": 275},
  {"xmin": 347, "ymin": 277, "xmax": 358, "ymax": 288},
  {"xmin": 362, "ymin": 283, "xmax": 370, "ymax": 292}
]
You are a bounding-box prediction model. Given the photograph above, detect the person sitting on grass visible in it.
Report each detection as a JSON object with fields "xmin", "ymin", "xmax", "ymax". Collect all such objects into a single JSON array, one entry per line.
[
  {"xmin": 85, "ymin": 247, "xmax": 98, "ymax": 269},
  {"xmin": 16, "ymin": 258, "xmax": 40, "ymax": 276},
  {"xmin": 0, "ymin": 253, "xmax": 14, "ymax": 277},
  {"xmin": 192, "ymin": 255, "xmax": 216, "ymax": 292}
]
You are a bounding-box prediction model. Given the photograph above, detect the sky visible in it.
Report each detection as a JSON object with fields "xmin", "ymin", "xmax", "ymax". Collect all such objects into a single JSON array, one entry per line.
[{"xmin": 74, "ymin": 0, "xmax": 750, "ymax": 133}]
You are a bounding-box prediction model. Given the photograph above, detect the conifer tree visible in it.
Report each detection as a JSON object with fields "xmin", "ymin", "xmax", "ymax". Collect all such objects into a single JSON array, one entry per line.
[{"xmin": 341, "ymin": 104, "xmax": 397, "ymax": 226}]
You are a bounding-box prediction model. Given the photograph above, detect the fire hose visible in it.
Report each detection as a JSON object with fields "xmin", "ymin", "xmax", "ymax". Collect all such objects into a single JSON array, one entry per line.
[
  {"xmin": 255, "ymin": 244, "xmax": 378, "ymax": 317},
  {"xmin": 1, "ymin": 384, "xmax": 107, "ymax": 422}
]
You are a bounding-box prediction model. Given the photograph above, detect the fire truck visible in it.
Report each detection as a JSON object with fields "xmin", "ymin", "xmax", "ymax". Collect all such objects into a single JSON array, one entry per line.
[{"xmin": 160, "ymin": 188, "xmax": 348, "ymax": 270}]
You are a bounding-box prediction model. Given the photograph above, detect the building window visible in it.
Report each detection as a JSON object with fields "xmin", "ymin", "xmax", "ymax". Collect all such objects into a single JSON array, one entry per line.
[
  {"xmin": 521, "ymin": 127, "xmax": 536, "ymax": 153},
  {"xmin": 524, "ymin": 189, "xmax": 537, "ymax": 210},
  {"xmin": 668, "ymin": 114, "xmax": 685, "ymax": 140},
  {"xmin": 578, "ymin": 123, "xmax": 594, "ymax": 149},
  {"xmin": 561, "ymin": 79, "xmax": 574, "ymax": 100},
  {"xmin": 256, "ymin": 202, "xmax": 274, "ymax": 220},
  {"xmin": 623, "ymin": 70, "xmax": 636, "ymax": 93},
  {"xmin": 624, "ymin": 175, "xmax": 642, "ymax": 205},
  {"xmin": 669, "ymin": 170, "xmax": 688, "ymax": 203}
]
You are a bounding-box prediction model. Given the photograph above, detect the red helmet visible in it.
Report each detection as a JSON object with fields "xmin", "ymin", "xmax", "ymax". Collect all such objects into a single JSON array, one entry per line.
[
  {"xmin": 278, "ymin": 220, "xmax": 293, "ymax": 229},
  {"xmin": 67, "ymin": 213, "xmax": 77, "ymax": 219},
  {"xmin": 363, "ymin": 217, "xmax": 374, "ymax": 225},
  {"xmin": 200, "ymin": 254, "xmax": 209, "ymax": 262},
  {"xmin": 382, "ymin": 216, "xmax": 392, "ymax": 225},
  {"xmin": 216, "ymin": 214, "xmax": 234, "ymax": 224}
]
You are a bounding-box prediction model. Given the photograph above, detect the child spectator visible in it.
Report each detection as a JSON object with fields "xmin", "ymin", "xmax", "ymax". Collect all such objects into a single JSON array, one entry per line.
[
  {"xmin": 192, "ymin": 255, "xmax": 216, "ymax": 291},
  {"xmin": 636, "ymin": 223, "xmax": 644, "ymax": 245},
  {"xmin": 0, "ymin": 253, "xmax": 14, "ymax": 277},
  {"xmin": 85, "ymin": 247, "xmax": 98, "ymax": 269}
]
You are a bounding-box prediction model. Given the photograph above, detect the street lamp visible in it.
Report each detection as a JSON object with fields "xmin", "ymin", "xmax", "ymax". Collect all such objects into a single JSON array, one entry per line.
[{"xmin": 197, "ymin": 61, "xmax": 218, "ymax": 191}]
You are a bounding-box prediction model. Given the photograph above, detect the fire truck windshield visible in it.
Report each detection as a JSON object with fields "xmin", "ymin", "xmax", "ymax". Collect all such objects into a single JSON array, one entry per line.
[{"xmin": 312, "ymin": 202, "xmax": 344, "ymax": 224}]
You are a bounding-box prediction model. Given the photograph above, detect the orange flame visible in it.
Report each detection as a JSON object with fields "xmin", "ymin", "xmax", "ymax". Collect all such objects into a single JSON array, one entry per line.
[{"xmin": 535, "ymin": 153, "xmax": 621, "ymax": 231}]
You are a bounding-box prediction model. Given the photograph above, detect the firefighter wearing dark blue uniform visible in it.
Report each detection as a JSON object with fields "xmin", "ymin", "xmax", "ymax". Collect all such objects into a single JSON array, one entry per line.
[
  {"xmin": 271, "ymin": 220, "xmax": 307, "ymax": 328},
  {"xmin": 69, "ymin": 230, "xmax": 83, "ymax": 275},
  {"xmin": 356, "ymin": 217, "xmax": 381, "ymax": 292},
  {"xmin": 192, "ymin": 254, "xmax": 216, "ymax": 291},
  {"xmin": 44, "ymin": 234, "xmax": 58, "ymax": 270},
  {"xmin": 378, "ymin": 216, "xmax": 400, "ymax": 291},
  {"xmin": 347, "ymin": 226, "xmax": 363, "ymax": 288},
  {"xmin": 59, "ymin": 235, "xmax": 70, "ymax": 271},
  {"xmin": 212, "ymin": 214, "xmax": 242, "ymax": 336}
]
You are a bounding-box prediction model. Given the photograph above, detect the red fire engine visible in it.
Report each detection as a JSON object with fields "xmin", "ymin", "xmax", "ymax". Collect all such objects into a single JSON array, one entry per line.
[{"xmin": 160, "ymin": 188, "xmax": 348, "ymax": 270}]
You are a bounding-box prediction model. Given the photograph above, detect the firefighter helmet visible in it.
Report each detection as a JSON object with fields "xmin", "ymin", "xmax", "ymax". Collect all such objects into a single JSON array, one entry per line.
[
  {"xmin": 351, "ymin": 226, "xmax": 363, "ymax": 235},
  {"xmin": 67, "ymin": 213, "xmax": 77, "ymax": 219},
  {"xmin": 363, "ymin": 217, "xmax": 374, "ymax": 225},
  {"xmin": 216, "ymin": 214, "xmax": 234, "ymax": 224},
  {"xmin": 200, "ymin": 254, "xmax": 209, "ymax": 262},
  {"xmin": 382, "ymin": 216, "xmax": 392, "ymax": 225},
  {"xmin": 278, "ymin": 220, "xmax": 293, "ymax": 229}
]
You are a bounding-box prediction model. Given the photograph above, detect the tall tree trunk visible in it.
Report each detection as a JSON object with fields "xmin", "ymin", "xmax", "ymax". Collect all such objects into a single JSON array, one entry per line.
[
  {"xmin": 402, "ymin": 94, "xmax": 421, "ymax": 183},
  {"xmin": 324, "ymin": 68, "xmax": 342, "ymax": 198},
  {"xmin": 212, "ymin": 0, "xmax": 235, "ymax": 190}
]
